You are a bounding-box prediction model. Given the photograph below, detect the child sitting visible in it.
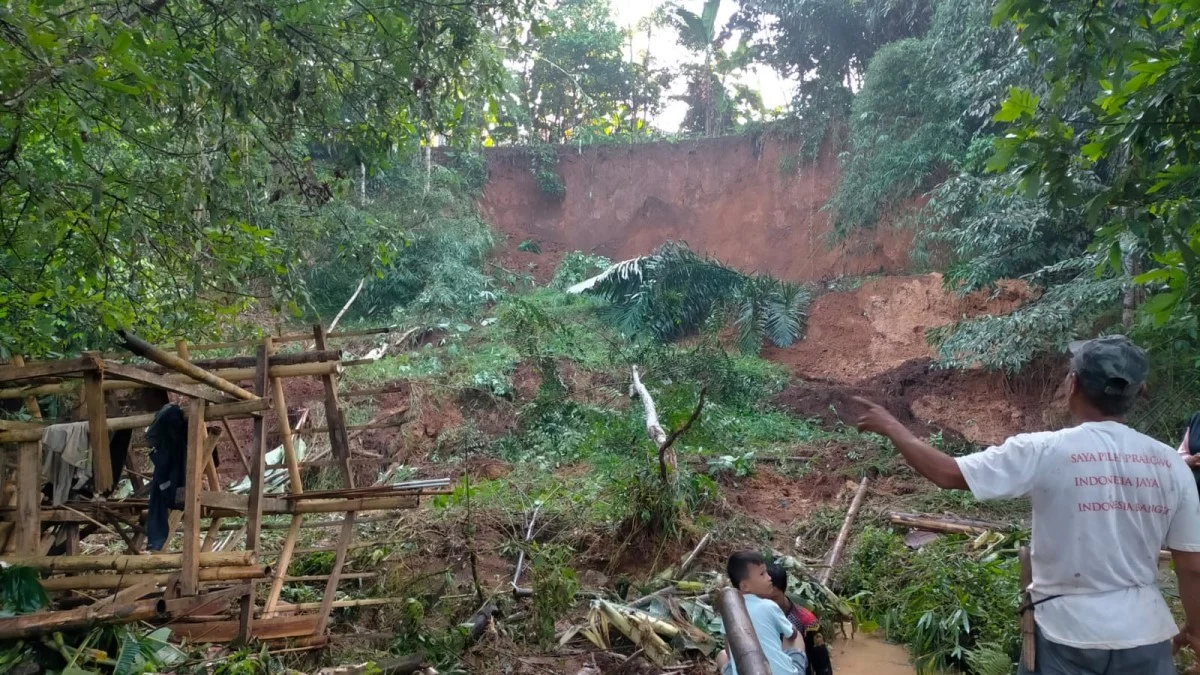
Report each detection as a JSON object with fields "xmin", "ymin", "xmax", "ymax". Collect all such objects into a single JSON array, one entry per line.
[
  {"xmin": 765, "ymin": 563, "xmax": 833, "ymax": 675},
  {"xmin": 715, "ymin": 551, "xmax": 807, "ymax": 675}
]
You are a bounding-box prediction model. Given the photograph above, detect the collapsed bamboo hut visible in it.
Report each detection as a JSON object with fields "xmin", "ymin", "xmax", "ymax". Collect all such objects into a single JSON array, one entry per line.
[{"xmin": 0, "ymin": 325, "xmax": 438, "ymax": 645}]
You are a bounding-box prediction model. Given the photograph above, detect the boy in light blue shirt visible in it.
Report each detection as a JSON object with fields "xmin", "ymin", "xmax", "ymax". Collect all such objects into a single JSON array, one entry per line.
[{"xmin": 716, "ymin": 551, "xmax": 807, "ymax": 675}]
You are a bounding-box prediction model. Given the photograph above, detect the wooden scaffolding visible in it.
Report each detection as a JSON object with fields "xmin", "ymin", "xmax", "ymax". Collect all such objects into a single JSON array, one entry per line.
[{"xmin": 0, "ymin": 325, "xmax": 438, "ymax": 645}]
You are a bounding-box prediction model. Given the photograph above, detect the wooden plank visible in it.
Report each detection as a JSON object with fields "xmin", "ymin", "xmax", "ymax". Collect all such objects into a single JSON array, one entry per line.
[
  {"xmin": 116, "ymin": 330, "xmax": 257, "ymax": 401},
  {"xmin": 160, "ymin": 326, "xmax": 399, "ymax": 353},
  {"xmin": 263, "ymin": 516, "xmax": 304, "ymax": 618},
  {"xmin": 100, "ymin": 361, "xmax": 229, "ymax": 403},
  {"xmin": 238, "ymin": 343, "xmax": 270, "ymax": 644},
  {"xmin": 14, "ymin": 443, "xmax": 40, "ymax": 554},
  {"xmin": 314, "ymin": 324, "xmax": 353, "ymax": 487},
  {"xmin": 181, "ymin": 399, "xmax": 207, "ymax": 595},
  {"xmin": 0, "ymin": 398, "xmax": 271, "ymax": 444},
  {"xmin": 83, "ymin": 361, "xmax": 113, "ymax": 494},
  {"xmin": 0, "ymin": 356, "xmax": 99, "ymax": 383}
]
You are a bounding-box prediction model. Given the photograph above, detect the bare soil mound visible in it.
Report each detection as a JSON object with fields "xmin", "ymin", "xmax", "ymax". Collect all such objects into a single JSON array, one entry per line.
[
  {"xmin": 768, "ymin": 274, "xmax": 1056, "ymax": 445},
  {"xmin": 764, "ymin": 274, "xmax": 1030, "ymax": 383}
]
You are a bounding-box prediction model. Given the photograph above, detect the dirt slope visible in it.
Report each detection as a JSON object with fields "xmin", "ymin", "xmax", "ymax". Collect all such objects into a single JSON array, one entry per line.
[
  {"xmin": 477, "ymin": 136, "xmax": 917, "ymax": 284},
  {"xmin": 768, "ymin": 274, "xmax": 1059, "ymax": 446}
]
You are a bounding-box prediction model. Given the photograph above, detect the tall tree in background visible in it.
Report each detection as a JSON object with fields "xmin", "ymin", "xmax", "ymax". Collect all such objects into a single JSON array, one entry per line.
[
  {"xmin": 672, "ymin": 0, "xmax": 724, "ymax": 136},
  {"xmin": 0, "ymin": 0, "xmax": 526, "ymax": 357},
  {"xmin": 498, "ymin": 0, "xmax": 663, "ymax": 143}
]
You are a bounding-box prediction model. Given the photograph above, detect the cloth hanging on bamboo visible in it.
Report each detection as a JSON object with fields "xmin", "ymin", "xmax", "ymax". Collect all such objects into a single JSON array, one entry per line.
[
  {"xmin": 40, "ymin": 422, "xmax": 91, "ymax": 506},
  {"xmin": 146, "ymin": 404, "xmax": 188, "ymax": 551}
]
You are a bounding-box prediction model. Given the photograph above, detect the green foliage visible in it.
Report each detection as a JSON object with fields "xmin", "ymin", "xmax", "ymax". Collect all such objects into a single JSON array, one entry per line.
[
  {"xmin": 845, "ymin": 527, "xmax": 1021, "ymax": 673},
  {"xmin": 527, "ymin": 144, "xmax": 565, "ymax": 198},
  {"xmin": 494, "ymin": 0, "xmax": 665, "ymax": 143},
  {"xmin": 518, "ymin": 240, "xmax": 542, "ymax": 254},
  {"xmin": 289, "ymin": 551, "xmax": 336, "ymax": 577},
  {"xmin": 444, "ymin": 151, "xmax": 490, "ymax": 196},
  {"xmin": 1, "ymin": 566, "xmax": 48, "ymax": 615},
  {"xmin": 579, "ymin": 243, "xmax": 812, "ymax": 352},
  {"xmin": 212, "ymin": 647, "xmax": 272, "ymax": 675},
  {"xmin": 529, "ymin": 542, "xmax": 580, "ymax": 645},
  {"xmin": 707, "ymin": 451, "xmax": 756, "ymax": 478},
  {"xmin": 828, "ymin": 38, "xmax": 965, "ymax": 233},
  {"xmin": 0, "ymin": 0, "xmax": 522, "ymax": 357},
  {"xmin": 550, "ymin": 251, "xmax": 614, "ymax": 290},
  {"xmin": 302, "ymin": 163, "xmax": 497, "ymax": 325}
]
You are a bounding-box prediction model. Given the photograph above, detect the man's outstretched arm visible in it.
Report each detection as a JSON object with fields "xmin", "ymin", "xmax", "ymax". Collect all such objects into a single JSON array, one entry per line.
[{"xmin": 853, "ymin": 396, "xmax": 968, "ymax": 490}]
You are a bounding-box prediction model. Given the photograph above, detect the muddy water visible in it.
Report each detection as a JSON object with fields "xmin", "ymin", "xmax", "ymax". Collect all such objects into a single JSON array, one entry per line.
[{"xmin": 829, "ymin": 633, "xmax": 915, "ymax": 675}]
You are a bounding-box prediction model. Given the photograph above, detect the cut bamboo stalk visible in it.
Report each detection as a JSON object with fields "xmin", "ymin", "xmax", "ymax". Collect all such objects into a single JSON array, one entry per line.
[
  {"xmin": 100, "ymin": 360, "xmax": 229, "ymax": 403},
  {"xmin": 212, "ymin": 514, "xmax": 396, "ymax": 532},
  {"xmin": 161, "ymin": 327, "xmax": 399, "ymax": 353},
  {"xmin": 715, "ymin": 588, "xmax": 771, "ymax": 675},
  {"xmin": 136, "ymin": 350, "xmax": 341, "ymax": 375},
  {"xmin": 265, "ymin": 339, "xmax": 303, "ymax": 493},
  {"xmin": 285, "ymin": 572, "xmax": 376, "ymax": 582},
  {"xmin": 117, "ymin": 331, "xmax": 257, "ymax": 401},
  {"xmin": 263, "ymin": 516, "xmax": 304, "ymax": 618},
  {"xmin": 38, "ymin": 565, "xmax": 270, "ymax": 591},
  {"xmin": 239, "ymin": 343, "xmax": 271, "ymax": 644},
  {"xmin": 0, "ymin": 583, "xmax": 247, "ymax": 640},
  {"xmin": 819, "ymin": 477, "xmax": 868, "ymax": 586},
  {"xmin": 83, "ymin": 359, "xmax": 113, "ymax": 494},
  {"xmin": 0, "ymin": 398, "xmax": 271, "ymax": 444},
  {"xmin": 273, "ymin": 596, "xmax": 407, "ymax": 613},
  {"xmin": 222, "ymin": 417, "xmax": 252, "ymax": 475},
  {"xmin": 0, "ymin": 362, "xmax": 342, "ymax": 400},
  {"xmin": 314, "ymin": 511, "xmax": 356, "ymax": 635},
  {"xmin": 0, "ymin": 551, "xmax": 254, "ymax": 572},
  {"xmin": 887, "ymin": 511, "xmax": 1006, "ymax": 536}
]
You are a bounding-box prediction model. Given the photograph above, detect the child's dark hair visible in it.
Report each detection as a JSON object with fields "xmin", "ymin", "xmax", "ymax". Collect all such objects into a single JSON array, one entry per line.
[
  {"xmin": 767, "ymin": 562, "xmax": 788, "ymax": 592},
  {"xmin": 727, "ymin": 550, "xmax": 766, "ymax": 588}
]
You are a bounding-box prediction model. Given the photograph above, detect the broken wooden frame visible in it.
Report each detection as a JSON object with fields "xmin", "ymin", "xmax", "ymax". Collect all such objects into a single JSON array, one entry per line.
[{"xmin": 0, "ymin": 325, "xmax": 429, "ymax": 645}]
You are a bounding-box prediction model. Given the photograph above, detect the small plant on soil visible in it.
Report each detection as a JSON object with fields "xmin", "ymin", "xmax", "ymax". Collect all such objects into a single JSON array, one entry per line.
[{"xmin": 530, "ymin": 542, "xmax": 580, "ymax": 646}]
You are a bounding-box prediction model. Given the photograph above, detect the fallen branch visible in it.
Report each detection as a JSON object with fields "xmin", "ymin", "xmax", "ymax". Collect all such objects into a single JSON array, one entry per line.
[
  {"xmin": 630, "ymin": 367, "xmax": 707, "ymax": 484},
  {"xmin": 819, "ymin": 477, "xmax": 868, "ymax": 586},
  {"xmin": 465, "ymin": 600, "xmax": 501, "ymax": 645},
  {"xmin": 511, "ymin": 501, "xmax": 544, "ymax": 592},
  {"xmin": 328, "ymin": 278, "xmax": 367, "ymax": 335},
  {"xmin": 887, "ymin": 511, "xmax": 1007, "ymax": 536}
]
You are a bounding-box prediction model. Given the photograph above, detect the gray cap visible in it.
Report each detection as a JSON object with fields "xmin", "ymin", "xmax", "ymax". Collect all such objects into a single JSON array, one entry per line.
[{"xmin": 1068, "ymin": 335, "xmax": 1148, "ymax": 398}]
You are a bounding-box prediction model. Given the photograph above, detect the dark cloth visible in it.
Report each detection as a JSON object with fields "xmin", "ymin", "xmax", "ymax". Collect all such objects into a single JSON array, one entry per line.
[
  {"xmin": 1186, "ymin": 412, "xmax": 1200, "ymax": 495},
  {"xmin": 109, "ymin": 428, "xmax": 131, "ymax": 481},
  {"xmin": 1018, "ymin": 624, "xmax": 1173, "ymax": 675},
  {"xmin": 146, "ymin": 404, "xmax": 188, "ymax": 551},
  {"xmin": 804, "ymin": 633, "xmax": 832, "ymax": 675}
]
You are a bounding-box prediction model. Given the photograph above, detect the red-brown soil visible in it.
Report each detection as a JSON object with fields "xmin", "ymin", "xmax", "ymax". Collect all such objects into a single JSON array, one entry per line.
[
  {"xmin": 477, "ymin": 135, "xmax": 918, "ymax": 285},
  {"xmin": 768, "ymin": 274, "xmax": 1058, "ymax": 446}
]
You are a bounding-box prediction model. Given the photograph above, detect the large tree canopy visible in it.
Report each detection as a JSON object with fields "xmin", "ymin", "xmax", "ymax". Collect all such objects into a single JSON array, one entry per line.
[{"xmin": 0, "ymin": 0, "xmax": 524, "ymax": 357}]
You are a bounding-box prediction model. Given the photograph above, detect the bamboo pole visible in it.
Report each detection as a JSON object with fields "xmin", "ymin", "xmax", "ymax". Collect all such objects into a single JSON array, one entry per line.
[
  {"xmin": 715, "ymin": 588, "xmax": 771, "ymax": 675},
  {"xmin": 285, "ymin": 572, "xmax": 376, "ymax": 582},
  {"xmin": 289, "ymin": 495, "xmax": 419, "ymax": 514},
  {"xmin": 819, "ymin": 477, "xmax": 868, "ymax": 586},
  {"xmin": 38, "ymin": 565, "xmax": 270, "ymax": 591},
  {"xmin": 314, "ymin": 324, "xmax": 352, "ymax": 486},
  {"xmin": 0, "ymin": 583, "xmax": 247, "ymax": 640},
  {"xmin": 886, "ymin": 512, "xmax": 1006, "ymax": 536},
  {"xmin": 266, "ymin": 339, "xmax": 303, "ymax": 492},
  {"xmin": 136, "ymin": 350, "xmax": 341, "ymax": 375},
  {"xmin": 263, "ymin": 516, "xmax": 304, "ymax": 618},
  {"xmin": 0, "ymin": 551, "xmax": 254, "ymax": 572},
  {"xmin": 0, "ymin": 398, "xmax": 270, "ymax": 444},
  {"xmin": 161, "ymin": 326, "xmax": 399, "ymax": 353},
  {"xmin": 118, "ymin": 331, "xmax": 257, "ymax": 401},
  {"xmin": 0, "ymin": 362, "xmax": 343, "ymax": 400},
  {"xmin": 14, "ymin": 442, "xmax": 39, "ymax": 554},
  {"xmin": 272, "ymin": 596, "xmax": 407, "ymax": 613},
  {"xmin": 314, "ymin": 511, "xmax": 356, "ymax": 635}
]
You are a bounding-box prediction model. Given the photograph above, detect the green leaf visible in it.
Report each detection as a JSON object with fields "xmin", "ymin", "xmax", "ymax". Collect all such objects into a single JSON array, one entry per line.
[{"xmin": 993, "ymin": 87, "xmax": 1039, "ymax": 122}]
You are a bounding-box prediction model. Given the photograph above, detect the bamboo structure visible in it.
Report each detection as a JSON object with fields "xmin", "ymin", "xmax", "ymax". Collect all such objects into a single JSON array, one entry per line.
[{"xmin": 0, "ymin": 324, "xmax": 434, "ymax": 644}]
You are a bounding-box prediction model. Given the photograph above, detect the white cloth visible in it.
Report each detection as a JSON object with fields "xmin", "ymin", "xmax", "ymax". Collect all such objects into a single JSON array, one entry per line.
[
  {"xmin": 40, "ymin": 422, "xmax": 92, "ymax": 506},
  {"xmin": 957, "ymin": 421, "xmax": 1200, "ymax": 650}
]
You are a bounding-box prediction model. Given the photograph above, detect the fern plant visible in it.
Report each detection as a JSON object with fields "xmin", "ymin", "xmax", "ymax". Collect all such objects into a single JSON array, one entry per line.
[{"xmin": 572, "ymin": 243, "xmax": 811, "ymax": 352}]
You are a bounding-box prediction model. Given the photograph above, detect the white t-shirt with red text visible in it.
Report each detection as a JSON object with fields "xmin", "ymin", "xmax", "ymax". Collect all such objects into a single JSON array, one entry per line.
[{"xmin": 957, "ymin": 421, "xmax": 1200, "ymax": 649}]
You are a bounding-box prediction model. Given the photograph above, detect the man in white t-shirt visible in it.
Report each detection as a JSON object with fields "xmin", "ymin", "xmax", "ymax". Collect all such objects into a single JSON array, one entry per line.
[{"xmin": 853, "ymin": 335, "xmax": 1200, "ymax": 674}]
